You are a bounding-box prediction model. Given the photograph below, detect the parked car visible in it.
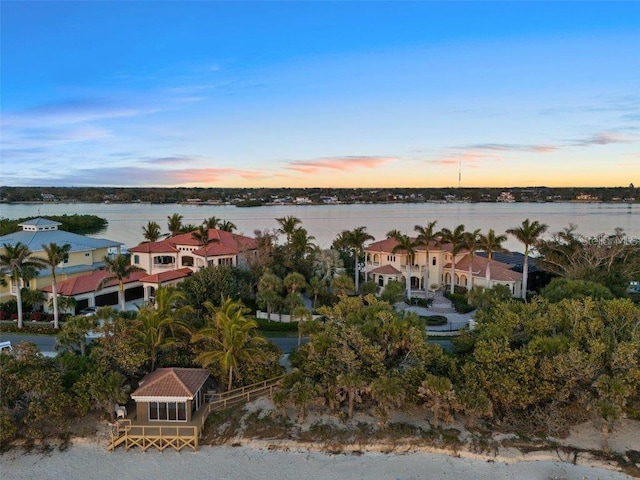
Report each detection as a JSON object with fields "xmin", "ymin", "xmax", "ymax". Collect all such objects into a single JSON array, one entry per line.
[{"xmin": 80, "ymin": 306, "xmax": 98, "ymax": 316}]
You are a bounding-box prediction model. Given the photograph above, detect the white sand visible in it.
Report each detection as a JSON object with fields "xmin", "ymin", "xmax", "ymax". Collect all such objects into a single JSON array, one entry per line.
[{"xmin": 1, "ymin": 441, "xmax": 635, "ymax": 480}]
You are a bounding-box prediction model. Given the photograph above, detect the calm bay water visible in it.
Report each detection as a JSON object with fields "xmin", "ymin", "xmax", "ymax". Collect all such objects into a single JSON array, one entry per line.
[{"xmin": 1, "ymin": 202, "xmax": 638, "ymax": 252}]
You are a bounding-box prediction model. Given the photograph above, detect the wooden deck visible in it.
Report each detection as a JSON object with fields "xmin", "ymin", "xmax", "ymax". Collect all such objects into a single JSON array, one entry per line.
[{"xmin": 107, "ymin": 375, "xmax": 284, "ymax": 452}]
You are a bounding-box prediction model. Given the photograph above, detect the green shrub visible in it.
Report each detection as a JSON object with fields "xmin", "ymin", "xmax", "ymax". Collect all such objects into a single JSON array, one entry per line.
[{"xmin": 419, "ymin": 315, "xmax": 448, "ymax": 326}]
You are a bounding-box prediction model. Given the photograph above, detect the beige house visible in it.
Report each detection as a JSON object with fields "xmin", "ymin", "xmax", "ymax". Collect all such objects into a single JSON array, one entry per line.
[
  {"xmin": 364, "ymin": 237, "xmax": 522, "ymax": 297},
  {"xmin": 129, "ymin": 229, "xmax": 258, "ymax": 276},
  {"xmin": 0, "ymin": 218, "xmax": 122, "ymax": 304}
]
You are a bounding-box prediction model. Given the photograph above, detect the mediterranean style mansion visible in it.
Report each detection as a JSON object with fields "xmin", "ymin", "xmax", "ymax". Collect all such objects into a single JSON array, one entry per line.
[
  {"xmin": 1, "ymin": 217, "xmax": 525, "ymax": 315},
  {"xmin": 363, "ymin": 238, "xmax": 523, "ymax": 297},
  {"xmin": 0, "ymin": 218, "xmax": 258, "ymax": 313}
]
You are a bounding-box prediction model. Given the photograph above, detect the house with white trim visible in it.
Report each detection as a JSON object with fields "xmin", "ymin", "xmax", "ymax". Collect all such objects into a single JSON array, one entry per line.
[
  {"xmin": 0, "ymin": 218, "xmax": 122, "ymax": 304},
  {"xmin": 129, "ymin": 228, "xmax": 258, "ymax": 275},
  {"xmin": 364, "ymin": 237, "xmax": 522, "ymax": 297}
]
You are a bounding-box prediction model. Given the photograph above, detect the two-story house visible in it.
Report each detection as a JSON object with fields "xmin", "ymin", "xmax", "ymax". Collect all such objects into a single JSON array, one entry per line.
[
  {"xmin": 364, "ymin": 237, "xmax": 522, "ymax": 297},
  {"xmin": 0, "ymin": 218, "xmax": 123, "ymax": 305},
  {"xmin": 128, "ymin": 228, "xmax": 258, "ymax": 302}
]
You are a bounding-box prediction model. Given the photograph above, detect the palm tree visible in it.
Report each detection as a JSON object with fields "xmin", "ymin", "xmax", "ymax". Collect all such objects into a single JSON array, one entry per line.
[
  {"xmin": 478, "ymin": 229, "xmax": 509, "ymax": 288},
  {"xmin": 192, "ymin": 225, "xmax": 215, "ymax": 268},
  {"xmin": 439, "ymin": 225, "xmax": 467, "ymax": 294},
  {"xmin": 129, "ymin": 289, "xmax": 191, "ymax": 371},
  {"xmin": 167, "ymin": 213, "xmax": 183, "ymax": 237},
  {"xmin": 142, "ymin": 221, "xmax": 163, "ymax": 242},
  {"xmin": 347, "ymin": 226, "xmax": 374, "ymax": 294},
  {"xmin": 388, "ymin": 232, "xmax": 419, "ymax": 301},
  {"xmin": 0, "ymin": 242, "xmax": 46, "ymax": 328},
  {"xmin": 276, "ymin": 215, "xmax": 302, "ymax": 245},
  {"xmin": 218, "ymin": 220, "xmax": 237, "ymax": 232},
  {"xmin": 257, "ymin": 272, "xmax": 283, "ymax": 320},
  {"xmin": 98, "ymin": 254, "xmax": 145, "ymax": 312},
  {"xmin": 290, "ymin": 227, "xmax": 316, "ymax": 260},
  {"xmin": 414, "ymin": 221, "xmax": 439, "ymax": 295},
  {"xmin": 41, "ymin": 242, "xmax": 71, "ymax": 329},
  {"xmin": 192, "ymin": 297, "xmax": 266, "ymax": 390},
  {"xmin": 507, "ymin": 219, "xmax": 548, "ymax": 299},
  {"xmin": 204, "ymin": 216, "xmax": 221, "ymax": 229},
  {"xmin": 461, "ymin": 229, "xmax": 481, "ymax": 291},
  {"xmin": 312, "ymin": 249, "xmax": 345, "ymax": 285}
]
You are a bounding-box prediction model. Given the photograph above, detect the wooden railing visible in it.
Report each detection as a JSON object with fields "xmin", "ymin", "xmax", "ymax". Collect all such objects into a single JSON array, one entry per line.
[
  {"xmin": 108, "ymin": 375, "xmax": 284, "ymax": 452},
  {"xmin": 198, "ymin": 375, "xmax": 285, "ymax": 431},
  {"xmin": 108, "ymin": 418, "xmax": 199, "ymax": 452}
]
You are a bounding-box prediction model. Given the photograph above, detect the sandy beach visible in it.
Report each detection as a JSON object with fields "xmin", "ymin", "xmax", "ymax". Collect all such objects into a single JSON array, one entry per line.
[{"xmin": 0, "ymin": 441, "xmax": 635, "ymax": 480}]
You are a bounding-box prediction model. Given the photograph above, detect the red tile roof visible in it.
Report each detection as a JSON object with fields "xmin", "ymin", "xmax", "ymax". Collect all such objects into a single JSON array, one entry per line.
[
  {"xmin": 131, "ymin": 368, "xmax": 210, "ymax": 400},
  {"xmin": 140, "ymin": 268, "xmax": 193, "ymax": 284},
  {"xmin": 365, "ymin": 238, "xmax": 446, "ymax": 253},
  {"xmin": 130, "ymin": 229, "xmax": 257, "ymax": 256},
  {"xmin": 370, "ymin": 264, "xmax": 402, "ymax": 275},
  {"xmin": 129, "ymin": 240, "xmax": 178, "ymax": 254},
  {"xmin": 42, "ymin": 270, "xmax": 146, "ymax": 295},
  {"xmin": 446, "ymin": 254, "xmax": 523, "ymax": 282}
]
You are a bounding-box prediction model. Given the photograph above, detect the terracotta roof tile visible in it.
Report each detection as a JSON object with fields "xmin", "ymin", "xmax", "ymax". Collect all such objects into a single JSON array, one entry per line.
[
  {"xmin": 140, "ymin": 268, "xmax": 193, "ymax": 284},
  {"xmin": 42, "ymin": 270, "xmax": 146, "ymax": 295},
  {"xmin": 370, "ymin": 264, "xmax": 402, "ymax": 275},
  {"xmin": 130, "ymin": 229, "xmax": 257, "ymax": 256},
  {"xmin": 131, "ymin": 368, "xmax": 210, "ymax": 399}
]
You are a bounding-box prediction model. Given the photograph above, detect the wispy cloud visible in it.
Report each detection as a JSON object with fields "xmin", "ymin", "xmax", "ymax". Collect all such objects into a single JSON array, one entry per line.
[
  {"xmin": 3, "ymin": 98, "xmax": 158, "ymax": 128},
  {"xmin": 428, "ymin": 152, "xmax": 503, "ymax": 168},
  {"xmin": 571, "ymin": 132, "xmax": 632, "ymax": 147},
  {"xmin": 24, "ymin": 165, "xmax": 268, "ymax": 187},
  {"xmin": 143, "ymin": 156, "xmax": 202, "ymax": 166},
  {"xmin": 459, "ymin": 143, "xmax": 557, "ymax": 153},
  {"xmin": 286, "ymin": 156, "xmax": 395, "ymax": 174}
]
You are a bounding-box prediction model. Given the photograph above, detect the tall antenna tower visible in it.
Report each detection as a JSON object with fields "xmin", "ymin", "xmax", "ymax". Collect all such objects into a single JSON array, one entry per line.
[{"xmin": 458, "ymin": 155, "xmax": 462, "ymax": 189}]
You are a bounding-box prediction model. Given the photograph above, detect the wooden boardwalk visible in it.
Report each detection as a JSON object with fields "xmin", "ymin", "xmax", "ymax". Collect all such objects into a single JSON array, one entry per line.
[{"xmin": 107, "ymin": 375, "xmax": 284, "ymax": 452}]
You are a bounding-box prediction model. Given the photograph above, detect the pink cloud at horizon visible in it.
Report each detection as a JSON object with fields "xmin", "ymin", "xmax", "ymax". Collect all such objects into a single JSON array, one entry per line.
[{"xmin": 286, "ymin": 156, "xmax": 396, "ymax": 175}]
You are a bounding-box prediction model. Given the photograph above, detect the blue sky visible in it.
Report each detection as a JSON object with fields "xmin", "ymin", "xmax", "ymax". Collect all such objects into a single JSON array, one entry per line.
[{"xmin": 1, "ymin": 1, "xmax": 638, "ymax": 188}]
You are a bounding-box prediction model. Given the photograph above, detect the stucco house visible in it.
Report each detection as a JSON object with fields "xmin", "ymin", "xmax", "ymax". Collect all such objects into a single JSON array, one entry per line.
[
  {"xmin": 0, "ymin": 218, "xmax": 122, "ymax": 305},
  {"xmin": 364, "ymin": 237, "xmax": 523, "ymax": 297},
  {"xmin": 129, "ymin": 228, "xmax": 258, "ymax": 276},
  {"xmin": 41, "ymin": 269, "xmax": 147, "ymax": 313}
]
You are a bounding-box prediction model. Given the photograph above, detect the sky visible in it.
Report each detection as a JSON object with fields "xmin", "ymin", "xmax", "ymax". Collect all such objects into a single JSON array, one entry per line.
[{"xmin": 1, "ymin": 1, "xmax": 638, "ymax": 189}]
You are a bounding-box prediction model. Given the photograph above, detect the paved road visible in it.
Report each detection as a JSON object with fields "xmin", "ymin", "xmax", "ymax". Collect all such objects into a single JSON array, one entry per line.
[
  {"xmin": 0, "ymin": 332, "xmax": 304, "ymax": 356},
  {"xmin": 0, "ymin": 333, "xmax": 450, "ymax": 356}
]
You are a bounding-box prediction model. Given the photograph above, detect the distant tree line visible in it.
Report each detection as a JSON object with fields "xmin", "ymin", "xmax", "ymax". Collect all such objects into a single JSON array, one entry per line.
[{"xmin": 1, "ymin": 185, "xmax": 637, "ymax": 205}]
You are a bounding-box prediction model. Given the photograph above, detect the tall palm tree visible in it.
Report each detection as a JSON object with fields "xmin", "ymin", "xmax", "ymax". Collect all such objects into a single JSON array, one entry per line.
[
  {"xmin": 414, "ymin": 221, "xmax": 439, "ymax": 293},
  {"xmin": 41, "ymin": 242, "xmax": 71, "ymax": 329},
  {"xmin": 167, "ymin": 213, "xmax": 184, "ymax": 237},
  {"xmin": 388, "ymin": 232, "xmax": 420, "ymax": 301},
  {"xmin": 461, "ymin": 229, "xmax": 481, "ymax": 291},
  {"xmin": 439, "ymin": 225, "xmax": 467, "ymax": 294},
  {"xmin": 142, "ymin": 221, "xmax": 162, "ymax": 242},
  {"xmin": 478, "ymin": 229, "xmax": 509, "ymax": 288},
  {"xmin": 290, "ymin": 227, "xmax": 316, "ymax": 260},
  {"xmin": 0, "ymin": 242, "xmax": 46, "ymax": 328},
  {"xmin": 507, "ymin": 219, "xmax": 548, "ymax": 299},
  {"xmin": 276, "ymin": 215, "xmax": 302, "ymax": 245},
  {"xmin": 129, "ymin": 288, "xmax": 192, "ymax": 371},
  {"xmin": 204, "ymin": 216, "xmax": 221, "ymax": 229},
  {"xmin": 192, "ymin": 225, "xmax": 215, "ymax": 268},
  {"xmin": 98, "ymin": 254, "xmax": 145, "ymax": 312},
  {"xmin": 347, "ymin": 226, "xmax": 375, "ymax": 294},
  {"xmin": 192, "ymin": 297, "xmax": 266, "ymax": 390},
  {"xmin": 218, "ymin": 220, "xmax": 237, "ymax": 232}
]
